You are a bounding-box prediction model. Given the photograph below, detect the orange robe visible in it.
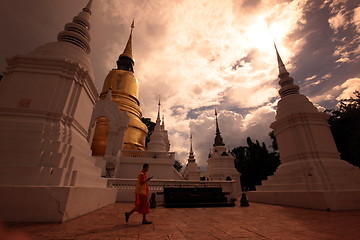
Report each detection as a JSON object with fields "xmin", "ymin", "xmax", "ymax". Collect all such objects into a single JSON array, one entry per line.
[{"xmin": 133, "ymin": 170, "xmax": 150, "ymax": 214}]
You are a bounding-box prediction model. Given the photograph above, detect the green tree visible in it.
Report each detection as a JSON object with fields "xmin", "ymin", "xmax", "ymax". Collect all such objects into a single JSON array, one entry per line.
[
  {"xmin": 232, "ymin": 137, "xmax": 280, "ymax": 191},
  {"xmin": 268, "ymin": 130, "xmax": 278, "ymax": 152},
  {"xmin": 141, "ymin": 117, "xmax": 156, "ymax": 148},
  {"xmin": 327, "ymin": 90, "xmax": 360, "ymax": 167}
]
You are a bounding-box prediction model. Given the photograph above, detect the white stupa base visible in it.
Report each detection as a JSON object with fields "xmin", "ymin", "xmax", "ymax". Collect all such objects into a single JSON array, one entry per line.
[
  {"xmin": 115, "ymin": 151, "xmax": 184, "ymax": 180},
  {"xmin": 0, "ymin": 186, "xmax": 117, "ymax": 222},
  {"xmin": 247, "ymin": 190, "xmax": 360, "ymax": 211},
  {"xmin": 247, "ymin": 157, "xmax": 360, "ymax": 211}
]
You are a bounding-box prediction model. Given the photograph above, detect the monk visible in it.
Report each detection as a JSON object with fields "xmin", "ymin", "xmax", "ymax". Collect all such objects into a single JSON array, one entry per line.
[{"xmin": 125, "ymin": 163, "xmax": 153, "ymax": 224}]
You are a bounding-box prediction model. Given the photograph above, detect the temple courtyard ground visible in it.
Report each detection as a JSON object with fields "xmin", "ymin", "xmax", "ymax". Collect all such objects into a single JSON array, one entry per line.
[{"xmin": 1, "ymin": 202, "xmax": 360, "ymax": 240}]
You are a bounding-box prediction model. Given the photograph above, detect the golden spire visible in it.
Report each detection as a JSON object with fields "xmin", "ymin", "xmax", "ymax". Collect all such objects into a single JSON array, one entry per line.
[{"xmin": 119, "ymin": 19, "xmax": 135, "ymax": 61}]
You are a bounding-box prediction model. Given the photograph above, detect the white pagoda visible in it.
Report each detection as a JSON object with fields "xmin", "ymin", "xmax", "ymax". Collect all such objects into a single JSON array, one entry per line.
[
  {"xmin": 248, "ymin": 45, "xmax": 360, "ymax": 211},
  {"xmin": 114, "ymin": 100, "xmax": 184, "ymax": 180},
  {"xmin": 0, "ymin": 0, "xmax": 117, "ymax": 222},
  {"xmin": 207, "ymin": 110, "xmax": 241, "ymax": 183},
  {"xmin": 183, "ymin": 134, "xmax": 201, "ymax": 180}
]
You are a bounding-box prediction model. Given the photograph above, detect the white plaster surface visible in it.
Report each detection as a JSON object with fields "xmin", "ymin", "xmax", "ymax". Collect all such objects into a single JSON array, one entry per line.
[
  {"xmin": 249, "ymin": 75, "xmax": 360, "ymax": 210},
  {"xmin": 0, "ymin": 2, "xmax": 118, "ymax": 223},
  {"xmin": 89, "ymin": 91, "xmax": 129, "ymax": 177},
  {"xmin": 207, "ymin": 146, "xmax": 240, "ymax": 181},
  {"xmin": 247, "ymin": 190, "xmax": 360, "ymax": 211},
  {"xmin": 0, "ymin": 186, "xmax": 117, "ymax": 222},
  {"xmin": 184, "ymin": 161, "xmax": 201, "ymax": 180},
  {"xmin": 115, "ymin": 153, "xmax": 184, "ymax": 180}
]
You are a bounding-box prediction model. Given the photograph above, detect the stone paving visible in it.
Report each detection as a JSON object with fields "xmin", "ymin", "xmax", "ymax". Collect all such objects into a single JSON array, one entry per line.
[{"xmin": 1, "ymin": 202, "xmax": 360, "ymax": 240}]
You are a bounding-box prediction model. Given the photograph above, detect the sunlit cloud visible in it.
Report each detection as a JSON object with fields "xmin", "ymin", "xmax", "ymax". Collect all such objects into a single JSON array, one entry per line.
[
  {"xmin": 336, "ymin": 77, "xmax": 360, "ymax": 100},
  {"xmin": 328, "ymin": 10, "xmax": 348, "ymax": 32},
  {"xmin": 305, "ymin": 75, "xmax": 318, "ymax": 81}
]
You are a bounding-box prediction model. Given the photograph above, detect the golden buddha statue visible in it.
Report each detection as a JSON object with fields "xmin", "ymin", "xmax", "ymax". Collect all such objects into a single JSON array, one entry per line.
[{"xmin": 91, "ymin": 21, "xmax": 148, "ymax": 155}]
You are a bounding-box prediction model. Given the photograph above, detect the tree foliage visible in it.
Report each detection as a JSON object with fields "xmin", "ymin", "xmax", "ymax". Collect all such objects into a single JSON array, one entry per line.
[
  {"xmin": 141, "ymin": 117, "xmax": 156, "ymax": 148},
  {"xmin": 268, "ymin": 130, "xmax": 278, "ymax": 151},
  {"xmin": 232, "ymin": 137, "xmax": 280, "ymax": 191},
  {"xmin": 173, "ymin": 160, "xmax": 183, "ymax": 172},
  {"xmin": 327, "ymin": 90, "xmax": 360, "ymax": 167}
]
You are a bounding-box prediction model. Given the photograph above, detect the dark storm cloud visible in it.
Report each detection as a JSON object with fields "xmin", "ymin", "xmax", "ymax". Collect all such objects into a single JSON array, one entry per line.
[
  {"xmin": 170, "ymin": 105, "xmax": 185, "ymax": 116},
  {"xmin": 186, "ymin": 105, "xmax": 216, "ymax": 119},
  {"xmin": 231, "ymin": 52, "xmax": 255, "ymax": 71},
  {"xmin": 286, "ymin": 0, "xmax": 360, "ymax": 109}
]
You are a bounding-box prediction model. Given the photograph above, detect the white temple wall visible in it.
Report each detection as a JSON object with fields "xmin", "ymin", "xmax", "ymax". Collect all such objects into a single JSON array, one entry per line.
[
  {"xmin": 115, "ymin": 156, "xmax": 183, "ymax": 180},
  {"xmin": 0, "ymin": 186, "xmax": 117, "ymax": 222}
]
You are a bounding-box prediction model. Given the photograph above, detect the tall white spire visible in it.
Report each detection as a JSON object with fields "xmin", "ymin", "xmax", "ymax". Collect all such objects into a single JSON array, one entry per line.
[
  {"xmin": 161, "ymin": 115, "xmax": 165, "ymax": 130},
  {"xmin": 188, "ymin": 133, "xmax": 195, "ymax": 162},
  {"xmin": 57, "ymin": 0, "xmax": 93, "ymax": 53},
  {"xmin": 274, "ymin": 43, "xmax": 288, "ymax": 76},
  {"xmin": 184, "ymin": 132, "xmax": 200, "ymax": 180},
  {"xmin": 153, "ymin": 98, "xmax": 161, "ymax": 131},
  {"xmin": 147, "ymin": 99, "xmax": 167, "ymax": 152},
  {"xmin": 273, "ymin": 44, "xmax": 300, "ymax": 98},
  {"xmin": 157, "ymin": 99, "xmax": 161, "ymax": 123},
  {"xmin": 161, "ymin": 114, "xmax": 170, "ymax": 152}
]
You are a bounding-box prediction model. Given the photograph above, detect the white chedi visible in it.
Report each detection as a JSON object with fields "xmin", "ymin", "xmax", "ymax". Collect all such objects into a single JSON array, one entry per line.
[
  {"xmin": 248, "ymin": 45, "xmax": 360, "ymax": 211},
  {"xmin": 147, "ymin": 100, "xmax": 167, "ymax": 152},
  {"xmin": 183, "ymin": 134, "xmax": 200, "ymax": 180},
  {"xmin": 0, "ymin": 0, "xmax": 117, "ymax": 223},
  {"xmin": 207, "ymin": 110, "xmax": 240, "ymax": 182},
  {"xmin": 115, "ymin": 100, "xmax": 184, "ymax": 180}
]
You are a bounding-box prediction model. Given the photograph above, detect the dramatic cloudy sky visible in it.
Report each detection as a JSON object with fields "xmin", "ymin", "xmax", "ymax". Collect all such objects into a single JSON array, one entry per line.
[{"xmin": 0, "ymin": 0, "xmax": 359, "ymax": 170}]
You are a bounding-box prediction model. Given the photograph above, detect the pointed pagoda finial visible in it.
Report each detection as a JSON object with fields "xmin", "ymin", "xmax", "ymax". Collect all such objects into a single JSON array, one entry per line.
[
  {"xmin": 215, "ymin": 109, "xmax": 220, "ymax": 133},
  {"xmin": 273, "ymin": 43, "xmax": 300, "ymax": 98},
  {"xmin": 274, "ymin": 42, "xmax": 288, "ymax": 77},
  {"xmin": 190, "ymin": 133, "xmax": 193, "ymax": 153},
  {"xmin": 157, "ymin": 98, "xmax": 161, "ymax": 120},
  {"xmin": 119, "ymin": 20, "xmax": 134, "ymax": 61},
  {"xmin": 213, "ymin": 109, "xmax": 225, "ymax": 146},
  {"xmin": 57, "ymin": 0, "xmax": 92, "ymax": 53},
  {"xmin": 188, "ymin": 132, "xmax": 195, "ymax": 161},
  {"xmin": 117, "ymin": 20, "xmax": 135, "ymax": 72},
  {"xmin": 83, "ymin": 0, "xmax": 93, "ymax": 14}
]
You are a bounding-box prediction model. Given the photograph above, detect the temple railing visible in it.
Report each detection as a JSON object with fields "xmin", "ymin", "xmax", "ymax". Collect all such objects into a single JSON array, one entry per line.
[
  {"xmin": 107, "ymin": 178, "xmax": 239, "ymax": 203},
  {"xmin": 120, "ymin": 150, "xmax": 175, "ymax": 159}
]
